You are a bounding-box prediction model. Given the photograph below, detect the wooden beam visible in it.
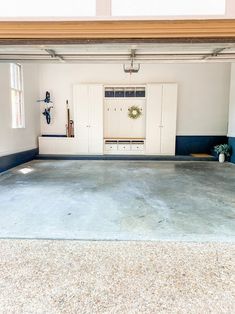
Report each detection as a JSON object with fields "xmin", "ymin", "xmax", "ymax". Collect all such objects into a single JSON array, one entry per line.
[{"xmin": 0, "ymin": 20, "xmax": 235, "ymax": 42}]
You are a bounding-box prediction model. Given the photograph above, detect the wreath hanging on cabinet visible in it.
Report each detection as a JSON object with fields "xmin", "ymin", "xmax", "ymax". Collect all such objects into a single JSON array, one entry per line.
[{"xmin": 128, "ymin": 106, "xmax": 142, "ymax": 119}]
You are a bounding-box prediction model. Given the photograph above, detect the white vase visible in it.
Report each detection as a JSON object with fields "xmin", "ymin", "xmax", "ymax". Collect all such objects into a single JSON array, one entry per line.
[{"xmin": 219, "ymin": 153, "xmax": 225, "ymax": 163}]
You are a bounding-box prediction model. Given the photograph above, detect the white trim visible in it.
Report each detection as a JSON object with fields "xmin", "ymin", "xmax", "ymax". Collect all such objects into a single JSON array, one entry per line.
[
  {"xmin": 96, "ymin": 0, "xmax": 111, "ymax": 16},
  {"xmin": 226, "ymin": 0, "xmax": 235, "ymax": 17}
]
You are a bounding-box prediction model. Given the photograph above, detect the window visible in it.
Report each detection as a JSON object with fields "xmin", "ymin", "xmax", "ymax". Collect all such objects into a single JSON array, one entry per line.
[
  {"xmin": 10, "ymin": 63, "xmax": 25, "ymax": 129},
  {"xmin": 112, "ymin": 0, "xmax": 226, "ymax": 16},
  {"xmin": 0, "ymin": 0, "xmax": 96, "ymax": 17}
]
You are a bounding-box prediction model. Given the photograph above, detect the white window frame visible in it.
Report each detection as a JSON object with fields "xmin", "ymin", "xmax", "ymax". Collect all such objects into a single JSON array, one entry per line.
[{"xmin": 10, "ymin": 63, "xmax": 25, "ymax": 129}]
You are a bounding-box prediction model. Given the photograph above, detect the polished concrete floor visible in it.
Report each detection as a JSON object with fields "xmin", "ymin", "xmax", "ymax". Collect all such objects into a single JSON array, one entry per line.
[{"xmin": 0, "ymin": 160, "xmax": 234, "ymax": 241}]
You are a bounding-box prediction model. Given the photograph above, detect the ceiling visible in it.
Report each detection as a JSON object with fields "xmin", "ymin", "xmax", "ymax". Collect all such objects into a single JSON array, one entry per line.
[{"xmin": 1, "ymin": 42, "xmax": 235, "ymax": 63}]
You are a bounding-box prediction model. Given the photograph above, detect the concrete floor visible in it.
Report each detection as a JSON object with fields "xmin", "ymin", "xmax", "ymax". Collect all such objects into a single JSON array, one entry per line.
[{"xmin": 0, "ymin": 160, "xmax": 234, "ymax": 241}]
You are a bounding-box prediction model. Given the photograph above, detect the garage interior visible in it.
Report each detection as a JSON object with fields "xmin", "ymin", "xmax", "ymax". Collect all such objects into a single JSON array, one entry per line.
[
  {"xmin": 0, "ymin": 42, "xmax": 234, "ymax": 159},
  {"xmin": 0, "ymin": 40, "xmax": 235, "ymax": 241},
  {"xmin": 0, "ymin": 1, "xmax": 235, "ymax": 312}
]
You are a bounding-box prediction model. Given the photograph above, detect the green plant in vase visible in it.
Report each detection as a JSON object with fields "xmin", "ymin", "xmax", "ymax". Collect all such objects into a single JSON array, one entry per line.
[{"xmin": 214, "ymin": 144, "xmax": 231, "ymax": 163}]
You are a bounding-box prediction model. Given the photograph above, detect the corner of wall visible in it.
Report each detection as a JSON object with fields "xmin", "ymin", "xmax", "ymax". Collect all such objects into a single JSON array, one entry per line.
[
  {"xmin": 0, "ymin": 63, "xmax": 41, "ymax": 170},
  {"xmin": 228, "ymin": 63, "xmax": 235, "ymax": 163},
  {"xmin": 228, "ymin": 137, "xmax": 235, "ymax": 164}
]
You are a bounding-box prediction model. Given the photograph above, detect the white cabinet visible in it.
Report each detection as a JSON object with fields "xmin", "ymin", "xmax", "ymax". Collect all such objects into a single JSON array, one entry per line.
[
  {"xmin": 39, "ymin": 137, "xmax": 77, "ymax": 155},
  {"xmin": 146, "ymin": 84, "xmax": 162, "ymax": 155},
  {"xmin": 146, "ymin": 83, "xmax": 178, "ymax": 155},
  {"xmin": 74, "ymin": 84, "xmax": 103, "ymax": 154},
  {"xmin": 161, "ymin": 84, "xmax": 178, "ymax": 155}
]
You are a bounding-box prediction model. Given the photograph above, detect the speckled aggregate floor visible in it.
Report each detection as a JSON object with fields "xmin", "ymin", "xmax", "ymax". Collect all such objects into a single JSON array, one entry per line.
[
  {"xmin": 0, "ymin": 240, "xmax": 234, "ymax": 314},
  {"xmin": 0, "ymin": 160, "xmax": 235, "ymax": 241}
]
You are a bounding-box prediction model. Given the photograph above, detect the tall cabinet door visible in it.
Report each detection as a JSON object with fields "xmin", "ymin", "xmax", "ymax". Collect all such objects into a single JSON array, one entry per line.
[
  {"xmin": 145, "ymin": 84, "xmax": 162, "ymax": 154},
  {"xmin": 74, "ymin": 84, "xmax": 103, "ymax": 154},
  {"xmin": 74, "ymin": 84, "xmax": 89, "ymax": 153},
  {"xmin": 88, "ymin": 85, "xmax": 104, "ymax": 154},
  {"xmin": 145, "ymin": 83, "xmax": 178, "ymax": 156},
  {"xmin": 161, "ymin": 84, "xmax": 178, "ymax": 155}
]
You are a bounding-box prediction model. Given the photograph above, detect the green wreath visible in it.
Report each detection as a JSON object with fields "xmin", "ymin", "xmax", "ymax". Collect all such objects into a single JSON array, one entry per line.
[{"xmin": 128, "ymin": 106, "xmax": 142, "ymax": 119}]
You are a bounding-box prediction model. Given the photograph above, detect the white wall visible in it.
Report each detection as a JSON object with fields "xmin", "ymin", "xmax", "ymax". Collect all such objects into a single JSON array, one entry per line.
[
  {"xmin": 0, "ymin": 63, "xmax": 40, "ymax": 157},
  {"xmin": 39, "ymin": 63, "xmax": 230, "ymax": 136},
  {"xmin": 228, "ymin": 63, "xmax": 235, "ymax": 137}
]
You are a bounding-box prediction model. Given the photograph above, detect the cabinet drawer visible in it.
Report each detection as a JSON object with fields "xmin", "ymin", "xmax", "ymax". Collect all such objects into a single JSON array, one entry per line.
[
  {"xmin": 105, "ymin": 144, "xmax": 118, "ymax": 151},
  {"xmin": 118, "ymin": 144, "xmax": 131, "ymax": 151},
  {"xmin": 131, "ymin": 144, "xmax": 144, "ymax": 151}
]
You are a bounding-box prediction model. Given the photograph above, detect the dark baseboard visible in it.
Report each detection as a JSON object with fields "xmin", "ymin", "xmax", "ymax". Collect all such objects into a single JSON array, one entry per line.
[
  {"xmin": 176, "ymin": 135, "xmax": 228, "ymax": 155},
  {"xmin": 0, "ymin": 148, "xmax": 39, "ymax": 173},
  {"xmin": 35, "ymin": 154, "xmax": 216, "ymax": 162},
  {"xmin": 228, "ymin": 137, "xmax": 235, "ymax": 164}
]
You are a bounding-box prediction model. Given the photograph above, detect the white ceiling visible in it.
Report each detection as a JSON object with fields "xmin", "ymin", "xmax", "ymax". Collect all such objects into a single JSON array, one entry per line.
[{"xmin": 0, "ymin": 43, "xmax": 235, "ymax": 63}]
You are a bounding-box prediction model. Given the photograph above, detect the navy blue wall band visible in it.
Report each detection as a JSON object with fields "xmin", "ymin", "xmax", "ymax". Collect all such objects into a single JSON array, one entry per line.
[
  {"xmin": 0, "ymin": 148, "xmax": 38, "ymax": 173},
  {"xmin": 176, "ymin": 136, "xmax": 228, "ymax": 155},
  {"xmin": 228, "ymin": 137, "xmax": 235, "ymax": 163}
]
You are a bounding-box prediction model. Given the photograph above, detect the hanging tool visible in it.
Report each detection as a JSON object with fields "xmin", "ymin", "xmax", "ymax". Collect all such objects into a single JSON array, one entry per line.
[{"xmin": 37, "ymin": 91, "xmax": 53, "ymax": 125}]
